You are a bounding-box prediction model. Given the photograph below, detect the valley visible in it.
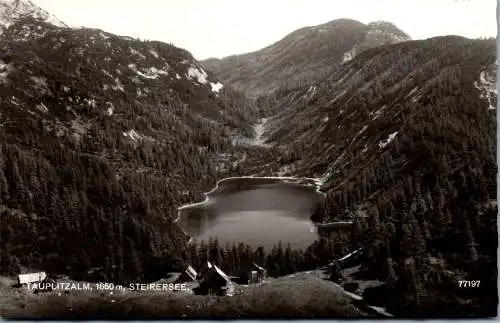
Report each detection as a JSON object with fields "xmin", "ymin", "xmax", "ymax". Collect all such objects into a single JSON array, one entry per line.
[{"xmin": 0, "ymin": 0, "xmax": 497, "ymax": 319}]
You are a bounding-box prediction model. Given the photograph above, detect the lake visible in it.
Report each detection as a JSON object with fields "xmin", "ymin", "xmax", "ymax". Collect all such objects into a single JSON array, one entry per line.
[{"xmin": 177, "ymin": 177, "xmax": 322, "ymax": 250}]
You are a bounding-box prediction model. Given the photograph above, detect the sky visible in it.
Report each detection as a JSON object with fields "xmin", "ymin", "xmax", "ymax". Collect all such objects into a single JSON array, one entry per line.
[{"xmin": 32, "ymin": 0, "xmax": 497, "ymax": 60}]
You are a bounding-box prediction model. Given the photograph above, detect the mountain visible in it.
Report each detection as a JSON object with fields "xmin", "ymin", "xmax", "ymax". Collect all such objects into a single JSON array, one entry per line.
[
  {"xmin": 0, "ymin": 0, "xmax": 66, "ymax": 34},
  {"xmin": 0, "ymin": 1, "xmax": 497, "ymax": 317},
  {"xmin": 201, "ymin": 19, "xmax": 411, "ymax": 98},
  {"xmin": 0, "ymin": 13, "xmax": 258, "ymax": 283},
  {"xmin": 242, "ymin": 35, "xmax": 497, "ymax": 316}
]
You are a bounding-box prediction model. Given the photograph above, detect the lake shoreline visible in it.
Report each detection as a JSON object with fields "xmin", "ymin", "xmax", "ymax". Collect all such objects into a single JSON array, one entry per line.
[
  {"xmin": 174, "ymin": 176, "xmax": 337, "ymax": 246},
  {"xmin": 176, "ymin": 176, "xmax": 324, "ymax": 211}
]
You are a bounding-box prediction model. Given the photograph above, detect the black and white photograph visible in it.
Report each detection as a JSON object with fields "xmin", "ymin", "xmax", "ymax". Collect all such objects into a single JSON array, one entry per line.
[{"xmin": 0, "ymin": 0, "xmax": 497, "ymax": 319}]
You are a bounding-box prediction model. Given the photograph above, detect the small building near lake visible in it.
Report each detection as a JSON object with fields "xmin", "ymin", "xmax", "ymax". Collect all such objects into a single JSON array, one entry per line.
[
  {"xmin": 18, "ymin": 272, "xmax": 47, "ymax": 286},
  {"xmin": 194, "ymin": 261, "xmax": 234, "ymax": 296},
  {"xmin": 248, "ymin": 262, "xmax": 267, "ymax": 284}
]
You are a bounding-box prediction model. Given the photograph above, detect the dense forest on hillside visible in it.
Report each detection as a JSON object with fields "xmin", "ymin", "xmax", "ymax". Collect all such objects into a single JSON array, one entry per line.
[
  {"xmin": 0, "ymin": 18, "xmax": 258, "ymax": 283},
  {"xmin": 185, "ymin": 233, "xmax": 350, "ymax": 280},
  {"xmin": 0, "ymin": 116, "xmax": 253, "ymax": 282},
  {"xmin": 0, "ymin": 12, "xmax": 497, "ymax": 319},
  {"xmin": 305, "ymin": 37, "xmax": 498, "ymax": 317},
  {"xmin": 222, "ymin": 36, "xmax": 498, "ymax": 317}
]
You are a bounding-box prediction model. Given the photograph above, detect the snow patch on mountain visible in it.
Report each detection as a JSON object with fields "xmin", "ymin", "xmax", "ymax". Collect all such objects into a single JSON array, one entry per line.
[
  {"xmin": 210, "ymin": 81, "xmax": 223, "ymax": 93},
  {"xmin": 0, "ymin": 0, "xmax": 66, "ymax": 33},
  {"xmin": 187, "ymin": 66, "xmax": 208, "ymax": 84},
  {"xmin": 378, "ymin": 131, "xmax": 398, "ymax": 148},
  {"xmin": 342, "ymin": 46, "xmax": 357, "ymax": 63},
  {"xmin": 0, "ymin": 60, "xmax": 13, "ymax": 84},
  {"xmin": 128, "ymin": 63, "xmax": 168, "ymax": 79},
  {"xmin": 145, "ymin": 66, "xmax": 169, "ymax": 78},
  {"xmin": 474, "ymin": 70, "xmax": 497, "ymax": 110}
]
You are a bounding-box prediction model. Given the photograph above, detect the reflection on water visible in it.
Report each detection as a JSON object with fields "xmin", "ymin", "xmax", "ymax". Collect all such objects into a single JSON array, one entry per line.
[{"xmin": 178, "ymin": 180, "xmax": 321, "ymax": 250}]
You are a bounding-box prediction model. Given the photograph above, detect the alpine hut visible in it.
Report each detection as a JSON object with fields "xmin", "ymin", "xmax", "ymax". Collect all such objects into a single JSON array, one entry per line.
[
  {"xmin": 248, "ymin": 262, "xmax": 267, "ymax": 284},
  {"xmin": 195, "ymin": 261, "xmax": 234, "ymax": 296},
  {"xmin": 18, "ymin": 272, "xmax": 47, "ymax": 286}
]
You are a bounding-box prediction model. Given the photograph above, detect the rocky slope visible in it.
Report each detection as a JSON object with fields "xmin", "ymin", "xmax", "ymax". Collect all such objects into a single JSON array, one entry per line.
[
  {"xmin": 202, "ymin": 19, "xmax": 410, "ymax": 98},
  {"xmin": 0, "ymin": 0, "xmax": 66, "ymax": 34},
  {"xmin": 0, "ymin": 16, "xmax": 253, "ymax": 136}
]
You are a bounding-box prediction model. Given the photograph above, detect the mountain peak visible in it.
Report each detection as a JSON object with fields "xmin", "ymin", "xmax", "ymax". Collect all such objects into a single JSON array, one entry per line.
[
  {"xmin": 202, "ymin": 18, "xmax": 411, "ymax": 97},
  {"xmin": 367, "ymin": 20, "xmax": 411, "ymax": 41},
  {"xmin": 0, "ymin": 0, "xmax": 66, "ymax": 33},
  {"xmin": 324, "ymin": 18, "xmax": 364, "ymax": 26},
  {"xmin": 367, "ymin": 20, "xmax": 397, "ymax": 28}
]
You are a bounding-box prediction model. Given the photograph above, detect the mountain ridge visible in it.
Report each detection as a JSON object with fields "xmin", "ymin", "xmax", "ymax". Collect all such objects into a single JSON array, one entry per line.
[
  {"xmin": 0, "ymin": 0, "xmax": 66, "ymax": 34},
  {"xmin": 0, "ymin": 2, "xmax": 497, "ymax": 318},
  {"xmin": 0, "ymin": 11, "xmax": 259, "ymax": 288},
  {"xmin": 201, "ymin": 18, "xmax": 411, "ymax": 97}
]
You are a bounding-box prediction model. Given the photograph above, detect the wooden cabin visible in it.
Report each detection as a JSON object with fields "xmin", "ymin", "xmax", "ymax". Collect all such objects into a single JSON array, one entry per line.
[
  {"xmin": 248, "ymin": 263, "xmax": 267, "ymax": 284},
  {"xmin": 18, "ymin": 272, "xmax": 47, "ymax": 286},
  {"xmin": 195, "ymin": 261, "xmax": 234, "ymax": 296}
]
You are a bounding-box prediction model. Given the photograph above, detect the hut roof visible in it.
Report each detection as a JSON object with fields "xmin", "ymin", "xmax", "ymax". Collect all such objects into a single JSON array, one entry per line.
[
  {"xmin": 18, "ymin": 272, "xmax": 46, "ymax": 284},
  {"xmin": 337, "ymin": 248, "xmax": 362, "ymax": 262},
  {"xmin": 213, "ymin": 264, "xmax": 231, "ymax": 282},
  {"xmin": 185, "ymin": 265, "xmax": 197, "ymax": 280},
  {"xmin": 252, "ymin": 262, "xmax": 265, "ymax": 271}
]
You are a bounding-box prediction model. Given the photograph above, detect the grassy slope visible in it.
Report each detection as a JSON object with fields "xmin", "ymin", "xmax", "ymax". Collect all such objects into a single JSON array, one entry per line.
[{"xmin": 0, "ymin": 275, "xmax": 365, "ymax": 319}]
